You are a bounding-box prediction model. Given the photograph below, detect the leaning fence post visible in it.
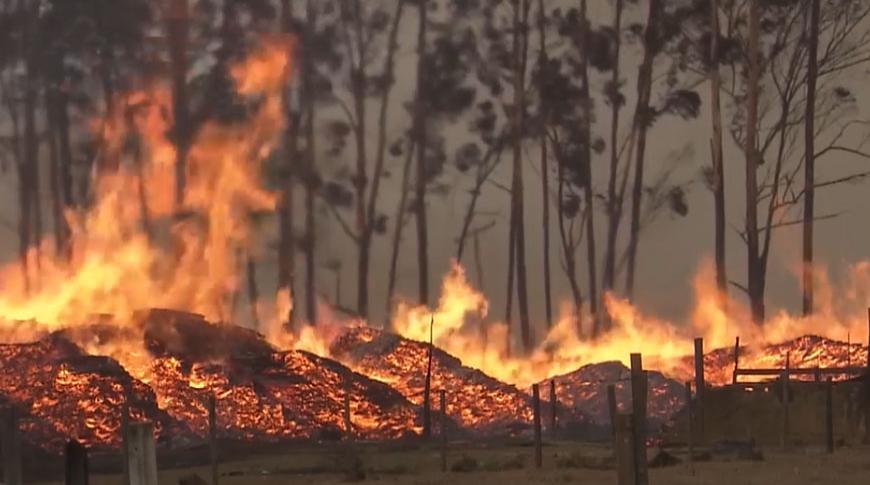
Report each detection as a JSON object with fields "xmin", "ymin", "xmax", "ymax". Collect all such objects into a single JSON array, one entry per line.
[
  {"xmin": 630, "ymin": 354, "xmax": 649, "ymax": 485},
  {"xmin": 732, "ymin": 336, "xmax": 740, "ymax": 385},
  {"xmin": 694, "ymin": 338, "xmax": 705, "ymax": 442},
  {"xmin": 65, "ymin": 439, "xmax": 89, "ymax": 485},
  {"xmin": 825, "ymin": 377, "xmax": 834, "ymax": 453},
  {"xmin": 532, "ymin": 383, "xmax": 543, "ymax": 469},
  {"xmin": 126, "ymin": 422, "xmax": 158, "ymax": 485},
  {"xmin": 439, "ymin": 389, "xmax": 447, "ymax": 472},
  {"xmin": 208, "ymin": 395, "xmax": 218, "ymax": 485},
  {"xmin": 615, "ymin": 414, "xmax": 636, "ymax": 485},
  {"xmin": 1, "ymin": 407, "xmax": 22, "ymax": 485}
]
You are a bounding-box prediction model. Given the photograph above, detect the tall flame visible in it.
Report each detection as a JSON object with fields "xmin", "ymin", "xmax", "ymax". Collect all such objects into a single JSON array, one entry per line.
[{"xmin": 0, "ymin": 36, "xmax": 294, "ymax": 378}]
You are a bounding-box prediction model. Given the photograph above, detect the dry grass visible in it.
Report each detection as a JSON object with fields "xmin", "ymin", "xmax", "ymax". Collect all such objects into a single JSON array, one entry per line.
[{"xmin": 29, "ymin": 440, "xmax": 870, "ymax": 485}]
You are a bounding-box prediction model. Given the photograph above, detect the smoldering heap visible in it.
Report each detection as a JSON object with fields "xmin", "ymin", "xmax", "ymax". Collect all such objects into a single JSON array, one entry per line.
[{"xmin": 0, "ymin": 311, "xmax": 422, "ymax": 453}]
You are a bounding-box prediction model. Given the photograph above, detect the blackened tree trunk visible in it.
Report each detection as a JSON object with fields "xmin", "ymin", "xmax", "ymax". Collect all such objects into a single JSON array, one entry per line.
[
  {"xmin": 745, "ymin": 0, "xmax": 763, "ymax": 325},
  {"xmin": 802, "ymin": 0, "xmax": 820, "ymax": 316},
  {"xmin": 413, "ymin": 0, "xmax": 430, "ymax": 306},
  {"xmin": 624, "ymin": 0, "xmax": 662, "ymax": 298},
  {"xmin": 537, "ymin": 0, "xmax": 553, "ymax": 330},
  {"xmin": 166, "ymin": 0, "xmax": 190, "ymax": 209},
  {"xmin": 303, "ymin": 0, "xmax": 318, "ymax": 325},
  {"xmin": 709, "ymin": 0, "xmax": 727, "ymax": 303},
  {"xmin": 362, "ymin": 0, "xmax": 406, "ymax": 321},
  {"xmin": 385, "ymin": 141, "xmax": 415, "ymax": 326},
  {"xmin": 511, "ymin": 0, "xmax": 532, "ymax": 351},
  {"xmin": 277, "ymin": 0, "xmax": 298, "ymax": 327},
  {"xmin": 602, "ymin": 0, "xmax": 624, "ymax": 305},
  {"xmin": 579, "ymin": 0, "xmax": 599, "ymax": 335}
]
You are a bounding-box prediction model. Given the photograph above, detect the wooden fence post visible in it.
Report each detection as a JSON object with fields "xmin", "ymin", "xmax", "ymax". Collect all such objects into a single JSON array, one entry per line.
[
  {"xmin": 65, "ymin": 439, "xmax": 89, "ymax": 485},
  {"xmin": 208, "ymin": 395, "xmax": 218, "ymax": 485},
  {"xmin": 121, "ymin": 383, "xmax": 131, "ymax": 485},
  {"xmin": 694, "ymin": 338, "xmax": 705, "ymax": 442},
  {"xmin": 439, "ymin": 389, "xmax": 447, "ymax": 472},
  {"xmin": 684, "ymin": 382, "xmax": 693, "ymax": 473},
  {"xmin": 607, "ymin": 384, "xmax": 618, "ymax": 450},
  {"xmin": 781, "ymin": 353, "xmax": 791, "ymax": 449},
  {"xmin": 343, "ymin": 377, "xmax": 353, "ymax": 439},
  {"xmin": 825, "ymin": 377, "xmax": 834, "ymax": 453},
  {"xmin": 732, "ymin": 337, "xmax": 740, "ymax": 385},
  {"xmin": 865, "ymin": 307, "xmax": 870, "ymax": 445},
  {"xmin": 532, "ymin": 383, "xmax": 542, "ymax": 469},
  {"xmin": 126, "ymin": 422, "xmax": 158, "ymax": 485},
  {"xmin": 615, "ymin": 414, "xmax": 636, "ymax": 485},
  {"xmin": 630, "ymin": 354, "xmax": 649, "ymax": 485},
  {"xmin": 549, "ymin": 379, "xmax": 557, "ymax": 435},
  {"xmin": 1, "ymin": 407, "xmax": 22, "ymax": 485}
]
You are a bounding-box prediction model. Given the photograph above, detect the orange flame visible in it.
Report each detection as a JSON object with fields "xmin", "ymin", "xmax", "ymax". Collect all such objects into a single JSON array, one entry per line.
[{"xmin": 0, "ymin": 36, "xmax": 294, "ymax": 378}]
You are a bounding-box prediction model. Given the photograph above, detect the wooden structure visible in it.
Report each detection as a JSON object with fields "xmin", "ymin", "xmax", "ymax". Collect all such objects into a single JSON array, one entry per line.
[
  {"xmin": 208, "ymin": 395, "xmax": 219, "ymax": 485},
  {"xmin": 126, "ymin": 422, "xmax": 158, "ymax": 485},
  {"xmin": 531, "ymin": 384, "xmax": 542, "ymax": 469},
  {"xmin": 1, "ymin": 407, "xmax": 22, "ymax": 485},
  {"xmin": 65, "ymin": 440, "xmax": 89, "ymax": 485}
]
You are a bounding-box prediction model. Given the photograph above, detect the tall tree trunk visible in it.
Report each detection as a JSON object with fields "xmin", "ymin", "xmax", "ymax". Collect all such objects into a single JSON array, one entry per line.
[
  {"xmin": 709, "ymin": 0, "xmax": 727, "ymax": 303},
  {"xmin": 277, "ymin": 0, "xmax": 298, "ymax": 327},
  {"xmin": 578, "ymin": 0, "xmax": 599, "ymax": 336},
  {"xmin": 247, "ymin": 254, "xmax": 260, "ymax": 327},
  {"xmin": 602, "ymin": 0, "xmax": 624, "ymax": 305},
  {"xmin": 47, "ymin": 95, "xmax": 64, "ymax": 255},
  {"xmin": 304, "ymin": 0, "xmax": 318, "ymax": 325},
  {"xmin": 624, "ymin": 0, "xmax": 661, "ymax": 298},
  {"xmin": 802, "ymin": 0, "xmax": 819, "ymax": 316},
  {"xmin": 413, "ymin": 0, "xmax": 430, "ymax": 306},
  {"xmin": 361, "ymin": 0, "xmax": 406, "ymax": 321},
  {"xmin": 504, "ymin": 200, "xmax": 517, "ymax": 348},
  {"xmin": 537, "ymin": 0, "xmax": 553, "ymax": 330},
  {"xmin": 22, "ymin": 8, "xmax": 40, "ymax": 290},
  {"xmin": 385, "ymin": 141, "xmax": 415, "ymax": 326},
  {"xmin": 745, "ymin": 0, "xmax": 763, "ymax": 325},
  {"xmin": 555, "ymin": 143, "xmax": 583, "ymax": 328},
  {"xmin": 166, "ymin": 0, "xmax": 190, "ymax": 209},
  {"xmin": 511, "ymin": 0, "xmax": 532, "ymax": 352}
]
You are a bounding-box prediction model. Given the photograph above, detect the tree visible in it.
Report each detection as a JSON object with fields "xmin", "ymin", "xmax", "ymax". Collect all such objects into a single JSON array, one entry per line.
[
  {"xmin": 624, "ymin": 0, "xmax": 663, "ymax": 298},
  {"xmin": 509, "ymin": 0, "xmax": 533, "ymax": 351},
  {"xmin": 413, "ymin": 0, "xmax": 431, "ymax": 307},
  {"xmin": 744, "ymin": 0, "xmax": 762, "ymax": 324},
  {"xmin": 535, "ymin": 0, "xmax": 553, "ymax": 330},
  {"xmin": 802, "ymin": 0, "xmax": 820, "ymax": 316},
  {"xmin": 709, "ymin": 0, "xmax": 727, "ymax": 304},
  {"xmin": 601, "ymin": 0, "xmax": 625, "ymax": 308},
  {"xmin": 708, "ymin": 0, "xmax": 870, "ymax": 324}
]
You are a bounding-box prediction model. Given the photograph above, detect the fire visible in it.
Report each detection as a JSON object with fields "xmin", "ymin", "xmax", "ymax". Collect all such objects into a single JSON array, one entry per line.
[
  {"xmin": 281, "ymin": 259, "xmax": 869, "ymax": 389},
  {"xmin": 0, "ymin": 36, "xmax": 294, "ymax": 377}
]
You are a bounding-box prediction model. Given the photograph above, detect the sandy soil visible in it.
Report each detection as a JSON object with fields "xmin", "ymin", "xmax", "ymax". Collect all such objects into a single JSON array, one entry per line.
[{"xmin": 30, "ymin": 441, "xmax": 870, "ymax": 485}]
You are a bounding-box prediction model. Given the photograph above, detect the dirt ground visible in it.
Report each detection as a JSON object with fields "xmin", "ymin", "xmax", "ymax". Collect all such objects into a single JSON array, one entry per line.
[{"xmin": 31, "ymin": 441, "xmax": 870, "ymax": 485}]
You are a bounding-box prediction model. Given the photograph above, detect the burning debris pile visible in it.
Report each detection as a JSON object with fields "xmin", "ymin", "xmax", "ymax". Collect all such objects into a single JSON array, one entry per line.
[
  {"xmin": 0, "ymin": 334, "xmax": 178, "ymax": 453},
  {"xmin": 0, "ymin": 311, "xmax": 423, "ymax": 452},
  {"xmin": 672, "ymin": 335, "xmax": 869, "ymax": 386},
  {"xmin": 330, "ymin": 326, "xmax": 589, "ymax": 434},
  {"xmin": 542, "ymin": 361, "xmax": 686, "ymax": 429}
]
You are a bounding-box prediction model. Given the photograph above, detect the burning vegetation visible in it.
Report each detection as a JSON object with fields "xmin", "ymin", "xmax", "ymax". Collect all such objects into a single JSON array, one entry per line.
[{"xmin": 0, "ymin": 11, "xmax": 867, "ymax": 458}]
